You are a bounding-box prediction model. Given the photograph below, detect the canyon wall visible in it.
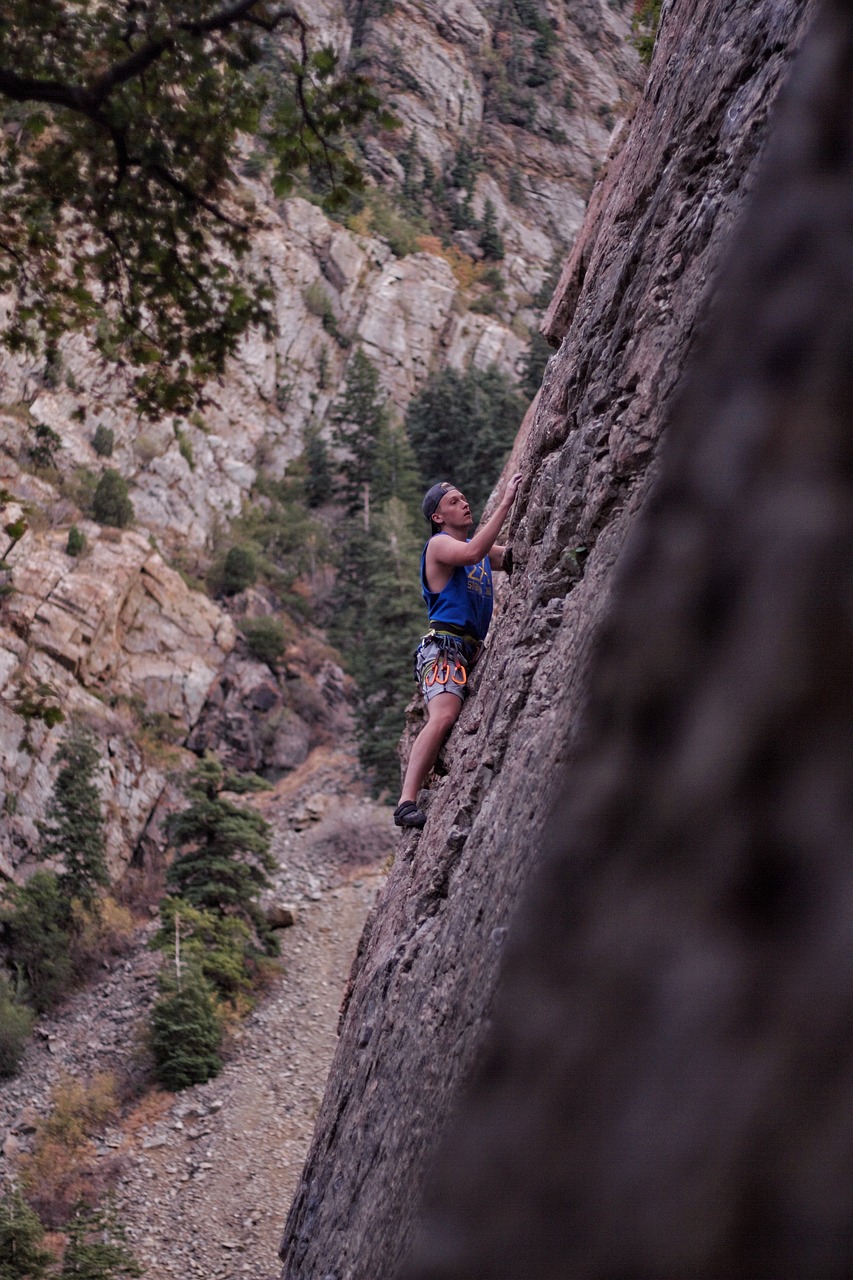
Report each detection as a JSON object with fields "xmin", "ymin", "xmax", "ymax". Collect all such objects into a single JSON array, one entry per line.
[
  {"xmin": 278, "ymin": 0, "xmax": 828, "ymax": 1275},
  {"xmin": 0, "ymin": 1, "xmax": 638, "ymax": 873},
  {"xmin": 405, "ymin": 2, "xmax": 852, "ymax": 1275}
]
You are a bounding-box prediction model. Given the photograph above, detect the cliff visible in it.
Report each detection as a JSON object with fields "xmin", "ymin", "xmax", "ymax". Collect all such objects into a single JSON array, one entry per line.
[
  {"xmin": 278, "ymin": 0, "xmax": 831, "ymax": 1276},
  {"xmin": 406, "ymin": 2, "xmax": 852, "ymax": 1274}
]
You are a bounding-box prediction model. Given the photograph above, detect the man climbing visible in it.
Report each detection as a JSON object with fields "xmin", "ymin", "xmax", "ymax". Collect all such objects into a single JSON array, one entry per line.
[{"xmin": 393, "ymin": 471, "xmax": 523, "ymax": 829}]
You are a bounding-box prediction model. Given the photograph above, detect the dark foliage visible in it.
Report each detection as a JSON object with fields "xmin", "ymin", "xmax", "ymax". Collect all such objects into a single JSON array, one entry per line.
[
  {"xmin": 405, "ymin": 363, "xmax": 525, "ymax": 514},
  {"xmin": 0, "ymin": 3, "xmax": 393, "ymax": 415}
]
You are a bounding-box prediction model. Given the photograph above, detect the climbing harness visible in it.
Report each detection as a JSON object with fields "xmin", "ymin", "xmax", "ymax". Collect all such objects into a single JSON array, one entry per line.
[{"xmin": 414, "ymin": 625, "xmax": 481, "ymax": 691}]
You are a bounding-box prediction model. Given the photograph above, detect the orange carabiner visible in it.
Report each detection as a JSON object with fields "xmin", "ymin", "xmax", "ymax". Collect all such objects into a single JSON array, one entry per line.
[
  {"xmin": 425, "ymin": 657, "xmax": 450, "ymax": 687},
  {"xmin": 450, "ymin": 660, "xmax": 467, "ymax": 687}
]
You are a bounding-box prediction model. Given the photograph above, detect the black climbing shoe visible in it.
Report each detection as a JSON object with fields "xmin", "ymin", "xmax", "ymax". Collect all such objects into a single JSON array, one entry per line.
[{"xmin": 394, "ymin": 801, "xmax": 426, "ymax": 830}]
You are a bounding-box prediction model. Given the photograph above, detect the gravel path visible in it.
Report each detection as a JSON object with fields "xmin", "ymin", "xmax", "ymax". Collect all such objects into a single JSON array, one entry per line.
[{"xmin": 115, "ymin": 871, "xmax": 383, "ymax": 1280}]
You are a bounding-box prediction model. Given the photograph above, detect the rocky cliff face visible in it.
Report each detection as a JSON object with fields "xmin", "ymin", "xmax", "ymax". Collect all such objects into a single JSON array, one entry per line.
[
  {"xmin": 404, "ymin": 3, "xmax": 851, "ymax": 1275},
  {"xmin": 0, "ymin": 0, "xmax": 638, "ymax": 875},
  {"xmin": 278, "ymin": 1, "xmax": 823, "ymax": 1275}
]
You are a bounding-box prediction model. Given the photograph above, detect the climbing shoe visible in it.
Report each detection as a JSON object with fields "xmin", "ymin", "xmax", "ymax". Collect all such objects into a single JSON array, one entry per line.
[{"xmin": 394, "ymin": 801, "xmax": 427, "ymax": 830}]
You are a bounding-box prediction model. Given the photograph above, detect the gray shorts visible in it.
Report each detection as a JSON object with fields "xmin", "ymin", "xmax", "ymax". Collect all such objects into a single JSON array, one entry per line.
[{"xmin": 414, "ymin": 636, "xmax": 479, "ymax": 703}]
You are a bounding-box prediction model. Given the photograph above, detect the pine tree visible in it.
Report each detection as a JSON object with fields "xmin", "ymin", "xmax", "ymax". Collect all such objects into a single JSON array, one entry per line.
[
  {"xmin": 478, "ymin": 197, "xmax": 505, "ymax": 260},
  {"xmin": 0, "ymin": 1186, "xmax": 52, "ymax": 1280},
  {"xmin": 39, "ymin": 725, "xmax": 108, "ymax": 908},
  {"xmin": 330, "ymin": 348, "xmax": 389, "ymax": 516},
  {"xmin": 303, "ymin": 422, "xmax": 334, "ymax": 507},
  {"xmin": 153, "ymin": 899, "xmax": 256, "ymax": 1002},
  {"xmin": 328, "ymin": 517, "xmax": 373, "ymax": 662},
  {"xmin": 149, "ymin": 967, "xmax": 223, "ymax": 1092},
  {"xmin": 60, "ymin": 1200, "xmax": 141, "ymax": 1279},
  {"xmin": 165, "ymin": 756, "xmax": 275, "ymax": 935},
  {"xmin": 343, "ymin": 498, "xmax": 425, "ymax": 794},
  {"xmin": 405, "ymin": 363, "xmax": 525, "ymax": 513},
  {"xmin": 372, "ymin": 421, "xmax": 423, "ymax": 512}
]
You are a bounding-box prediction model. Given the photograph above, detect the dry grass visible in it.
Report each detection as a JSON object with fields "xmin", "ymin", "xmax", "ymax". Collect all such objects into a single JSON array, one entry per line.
[
  {"xmin": 71, "ymin": 896, "xmax": 138, "ymax": 971},
  {"xmin": 18, "ymin": 1073, "xmax": 124, "ymax": 1226},
  {"xmin": 121, "ymin": 1087, "xmax": 174, "ymax": 1140}
]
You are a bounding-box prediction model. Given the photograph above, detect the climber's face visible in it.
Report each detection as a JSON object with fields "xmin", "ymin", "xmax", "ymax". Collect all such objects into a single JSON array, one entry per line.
[{"xmin": 433, "ymin": 488, "xmax": 472, "ymax": 530}]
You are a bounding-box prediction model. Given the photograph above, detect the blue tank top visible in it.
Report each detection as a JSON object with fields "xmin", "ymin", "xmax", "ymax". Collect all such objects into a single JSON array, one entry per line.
[{"xmin": 420, "ymin": 534, "xmax": 494, "ymax": 641}]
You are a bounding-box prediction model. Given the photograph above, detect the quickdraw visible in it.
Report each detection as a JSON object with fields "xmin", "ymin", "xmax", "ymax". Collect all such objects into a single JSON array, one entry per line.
[{"xmin": 425, "ymin": 656, "xmax": 467, "ymax": 687}]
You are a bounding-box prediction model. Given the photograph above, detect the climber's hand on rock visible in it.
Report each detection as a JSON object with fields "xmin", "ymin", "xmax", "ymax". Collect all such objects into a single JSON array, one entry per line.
[{"xmin": 502, "ymin": 471, "xmax": 523, "ymax": 506}]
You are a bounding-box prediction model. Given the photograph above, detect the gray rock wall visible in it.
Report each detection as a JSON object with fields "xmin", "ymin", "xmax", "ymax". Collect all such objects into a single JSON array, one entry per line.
[
  {"xmin": 406, "ymin": 2, "xmax": 852, "ymax": 1274},
  {"xmin": 278, "ymin": 0, "xmax": 820, "ymax": 1275}
]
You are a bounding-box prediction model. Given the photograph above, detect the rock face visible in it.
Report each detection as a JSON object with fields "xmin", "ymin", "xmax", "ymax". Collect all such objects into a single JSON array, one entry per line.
[
  {"xmin": 0, "ymin": 500, "xmax": 236, "ymax": 876},
  {"xmin": 404, "ymin": 3, "xmax": 852, "ymax": 1274},
  {"xmin": 351, "ymin": 0, "xmax": 638, "ymax": 253},
  {"xmin": 278, "ymin": 1, "xmax": 825, "ymax": 1276}
]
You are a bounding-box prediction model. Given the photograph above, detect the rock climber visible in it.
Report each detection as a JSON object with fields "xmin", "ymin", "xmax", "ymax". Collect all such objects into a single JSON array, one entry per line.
[{"xmin": 393, "ymin": 471, "xmax": 523, "ymax": 830}]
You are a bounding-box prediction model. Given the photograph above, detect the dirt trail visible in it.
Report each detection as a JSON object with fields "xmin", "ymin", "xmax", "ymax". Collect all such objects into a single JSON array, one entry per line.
[{"xmin": 115, "ymin": 870, "xmax": 383, "ymax": 1280}]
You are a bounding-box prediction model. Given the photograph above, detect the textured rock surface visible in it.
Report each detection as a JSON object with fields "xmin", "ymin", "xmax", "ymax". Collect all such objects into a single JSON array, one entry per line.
[
  {"xmin": 405, "ymin": 4, "xmax": 852, "ymax": 1274},
  {"xmin": 278, "ymin": 1, "xmax": 821, "ymax": 1275},
  {"xmin": 0, "ymin": 511, "xmax": 236, "ymax": 875}
]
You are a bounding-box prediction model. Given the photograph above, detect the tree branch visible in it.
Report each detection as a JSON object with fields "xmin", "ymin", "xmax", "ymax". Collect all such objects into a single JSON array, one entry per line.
[
  {"xmin": 147, "ymin": 162, "xmax": 250, "ymax": 232},
  {"xmin": 0, "ymin": 2, "xmax": 300, "ymax": 113},
  {"xmin": 0, "ymin": 66, "xmax": 93, "ymax": 113}
]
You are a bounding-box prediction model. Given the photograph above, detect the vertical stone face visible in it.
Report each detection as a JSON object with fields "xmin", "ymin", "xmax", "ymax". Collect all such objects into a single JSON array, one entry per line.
[
  {"xmin": 278, "ymin": 1, "xmax": 823, "ymax": 1277},
  {"xmin": 405, "ymin": 3, "xmax": 853, "ymax": 1276}
]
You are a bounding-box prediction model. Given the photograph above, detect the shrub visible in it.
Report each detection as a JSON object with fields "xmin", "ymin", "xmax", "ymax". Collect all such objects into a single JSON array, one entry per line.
[
  {"xmin": 469, "ymin": 294, "xmax": 500, "ymax": 315},
  {"xmin": 2, "ymin": 871, "xmax": 74, "ymax": 1012},
  {"xmin": 149, "ymin": 969, "xmax": 223, "ymax": 1090},
  {"xmin": 60, "ymin": 1200, "xmax": 141, "ymax": 1279},
  {"xmin": 70, "ymin": 897, "xmax": 136, "ymax": 975},
  {"xmin": 19, "ymin": 1075, "xmax": 119, "ymax": 1227},
  {"xmin": 304, "ymin": 279, "xmax": 336, "ymax": 324},
  {"xmin": 92, "ymin": 470, "xmax": 133, "ymax": 528},
  {"xmin": 631, "ymin": 0, "xmax": 663, "ymax": 64},
  {"xmin": 28, "ymin": 423, "xmax": 62, "ymax": 471},
  {"xmin": 241, "ymin": 616, "xmax": 286, "ymax": 667},
  {"xmin": 66, "ymin": 524, "xmax": 86, "ymax": 557},
  {"xmin": 0, "ymin": 978, "xmax": 34, "ymax": 1078},
  {"xmin": 220, "ymin": 545, "xmax": 257, "ymax": 595},
  {"xmin": 91, "ymin": 425, "xmax": 114, "ymax": 458},
  {"xmin": 0, "ymin": 1186, "xmax": 53, "ymax": 1279},
  {"xmin": 175, "ymin": 429, "xmax": 194, "ymax": 470}
]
